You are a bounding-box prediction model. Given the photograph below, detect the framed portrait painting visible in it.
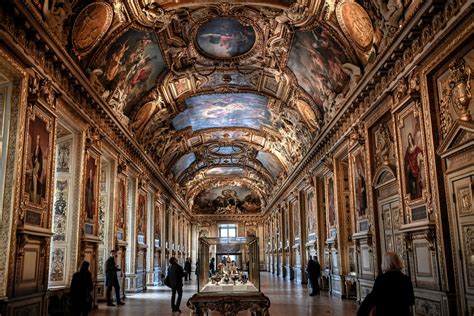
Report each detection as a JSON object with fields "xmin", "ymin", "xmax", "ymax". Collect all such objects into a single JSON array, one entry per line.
[
  {"xmin": 352, "ymin": 148, "xmax": 368, "ymax": 219},
  {"xmin": 116, "ymin": 177, "xmax": 126, "ymax": 232},
  {"xmin": 396, "ymin": 102, "xmax": 428, "ymax": 203},
  {"xmin": 22, "ymin": 107, "xmax": 54, "ymax": 226},
  {"xmin": 84, "ymin": 154, "xmax": 99, "ymax": 228},
  {"xmin": 327, "ymin": 177, "xmax": 336, "ymax": 227},
  {"xmin": 137, "ymin": 192, "xmax": 146, "ymax": 236}
]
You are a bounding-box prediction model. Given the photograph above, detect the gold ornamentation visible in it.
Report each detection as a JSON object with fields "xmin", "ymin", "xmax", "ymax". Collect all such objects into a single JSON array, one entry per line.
[
  {"xmin": 142, "ymin": 2, "xmax": 180, "ymax": 33},
  {"xmin": 336, "ymin": 1, "xmax": 374, "ymax": 52},
  {"xmin": 446, "ymin": 58, "xmax": 472, "ymax": 122},
  {"xmin": 42, "ymin": 0, "xmax": 73, "ymax": 44},
  {"xmin": 72, "ymin": 2, "xmax": 113, "ymax": 54},
  {"xmin": 374, "ymin": 122, "xmax": 392, "ymax": 167}
]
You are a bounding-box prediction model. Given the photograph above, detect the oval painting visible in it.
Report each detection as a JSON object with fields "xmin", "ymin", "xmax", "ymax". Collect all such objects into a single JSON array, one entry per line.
[
  {"xmin": 196, "ymin": 18, "xmax": 256, "ymax": 59},
  {"xmin": 72, "ymin": 2, "xmax": 113, "ymax": 54},
  {"xmin": 336, "ymin": 1, "xmax": 374, "ymax": 52}
]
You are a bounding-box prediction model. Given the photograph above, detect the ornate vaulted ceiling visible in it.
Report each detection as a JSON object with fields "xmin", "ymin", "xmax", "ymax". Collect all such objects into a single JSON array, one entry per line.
[{"xmin": 46, "ymin": 0, "xmax": 415, "ymax": 215}]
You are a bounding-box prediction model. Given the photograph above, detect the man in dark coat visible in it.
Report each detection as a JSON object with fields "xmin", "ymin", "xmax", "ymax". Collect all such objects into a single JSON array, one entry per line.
[
  {"xmin": 306, "ymin": 255, "xmax": 321, "ymax": 296},
  {"xmin": 209, "ymin": 257, "xmax": 215, "ymax": 276},
  {"xmin": 168, "ymin": 257, "xmax": 184, "ymax": 313},
  {"xmin": 70, "ymin": 261, "xmax": 93, "ymax": 316},
  {"xmin": 184, "ymin": 257, "xmax": 192, "ymax": 281},
  {"xmin": 105, "ymin": 250, "xmax": 125, "ymax": 306}
]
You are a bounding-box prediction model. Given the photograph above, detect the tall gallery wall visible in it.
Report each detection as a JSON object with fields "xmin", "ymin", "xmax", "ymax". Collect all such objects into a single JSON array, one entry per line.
[
  {"xmin": 0, "ymin": 10, "xmax": 193, "ymax": 316},
  {"xmin": 262, "ymin": 7, "xmax": 473, "ymax": 316}
]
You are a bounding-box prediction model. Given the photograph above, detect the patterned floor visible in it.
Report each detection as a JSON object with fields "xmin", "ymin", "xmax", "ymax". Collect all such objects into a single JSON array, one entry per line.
[{"xmin": 91, "ymin": 272, "xmax": 358, "ymax": 316}]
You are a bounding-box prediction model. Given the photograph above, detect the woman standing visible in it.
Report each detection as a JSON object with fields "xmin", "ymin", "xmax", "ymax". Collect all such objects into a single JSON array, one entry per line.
[
  {"xmin": 70, "ymin": 261, "xmax": 93, "ymax": 316},
  {"xmin": 358, "ymin": 251, "xmax": 415, "ymax": 316}
]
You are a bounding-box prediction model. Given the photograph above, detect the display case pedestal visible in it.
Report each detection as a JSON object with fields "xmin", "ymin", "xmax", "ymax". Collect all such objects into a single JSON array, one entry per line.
[{"xmin": 187, "ymin": 292, "xmax": 270, "ymax": 316}]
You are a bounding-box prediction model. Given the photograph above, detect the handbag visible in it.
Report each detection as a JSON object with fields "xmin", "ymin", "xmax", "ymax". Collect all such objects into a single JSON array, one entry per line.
[{"xmin": 164, "ymin": 275, "xmax": 171, "ymax": 288}]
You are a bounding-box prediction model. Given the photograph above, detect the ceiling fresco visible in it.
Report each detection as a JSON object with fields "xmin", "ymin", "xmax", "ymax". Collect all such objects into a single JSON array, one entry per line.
[
  {"xmin": 94, "ymin": 29, "xmax": 166, "ymax": 115},
  {"xmin": 171, "ymin": 152, "xmax": 196, "ymax": 177},
  {"xmin": 172, "ymin": 93, "xmax": 271, "ymax": 132},
  {"xmin": 196, "ymin": 18, "xmax": 257, "ymax": 59},
  {"xmin": 206, "ymin": 167, "xmax": 245, "ymax": 176},
  {"xmin": 288, "ymin": 27, "xmax": 351, "ymax": 118},
  {"xmin": 62, "ymin": 0, "xmax": 412, "ymax": 215},
  {"xmin": 193, "ymin": 186, "xmax": 262, "ymax": 214}
]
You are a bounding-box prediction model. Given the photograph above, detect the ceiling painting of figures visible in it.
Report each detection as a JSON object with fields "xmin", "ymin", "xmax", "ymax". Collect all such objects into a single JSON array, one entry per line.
[
  {"xmin": 256, "ymin": 151, "xmax": 284, "ymax": 178},
  {"xmin": 96, "ymin": 29, "xmax": 166, "ymax": 115},
  {"xmin": 196, "ymin": 18, "xmax": 256, "ymax": 59},
  {"xmin": 171, "ymin": 152, "xmax": 196, "ymax": 177},
  {"xmin": 193, "ymin": 186, "xmax": 261, "ymax": 214},
  {"xmin": 288, "ymin": 27, "xmax": 351, "ymax": 112},
  {"xmin": 172, "ymin": 93, "xmax": 271, "ymax": 132}
]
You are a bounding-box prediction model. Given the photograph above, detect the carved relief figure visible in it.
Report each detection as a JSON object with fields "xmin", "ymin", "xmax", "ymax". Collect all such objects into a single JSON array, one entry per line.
[
  {"xmin": 43, "ymin": 0, "xmax": 72, "ymax": 43},
  {"xmin": 129, "ymin": 93, "xmax": 164, "ymax": 138},
  {"xmin": 72, "ymin": 3, "xmax": 113, "ymax": 53},
  {"xmin": 112, "ymin": 0, "xmax": 127, "ymax": 23},
  {"xmin": 375, "ymin": 122, "xmax": 392, "ymax": 166}
]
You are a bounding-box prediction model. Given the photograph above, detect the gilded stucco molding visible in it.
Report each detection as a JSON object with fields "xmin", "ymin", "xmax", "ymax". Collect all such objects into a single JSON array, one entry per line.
[
  {"xmin": 418, "ymin": 12, "xmax": 474, "ymax": 291},
  {"xmin": 263, "ymin": 0, "xmax": 470, "ymax": 217}
]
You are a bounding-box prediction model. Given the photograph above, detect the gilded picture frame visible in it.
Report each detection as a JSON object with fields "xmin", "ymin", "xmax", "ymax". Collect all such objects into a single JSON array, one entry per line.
[
  {"xmin": 21, "ymin": 106, "xmax": 55, "ymax": 227},
  {"xmin": 83, "ymin": 152, "xmax": 100, "ymax": 235},
  {"xmin": 137, "ymin": 191, "xmax": 147, "ymax": 238},
  {"xmin": 395, "ymin": 101, "xmax": 429, "ymax": 219}
]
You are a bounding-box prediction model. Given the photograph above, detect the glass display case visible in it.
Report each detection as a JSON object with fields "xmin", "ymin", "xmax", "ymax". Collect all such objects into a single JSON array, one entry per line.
[
  {"xmin": 189, "ymin": 237, "xmax": 270, "ymax": 315},
  {"xmin": 197, "ymin": 237, "xmax": 260, "ymax": 293}
]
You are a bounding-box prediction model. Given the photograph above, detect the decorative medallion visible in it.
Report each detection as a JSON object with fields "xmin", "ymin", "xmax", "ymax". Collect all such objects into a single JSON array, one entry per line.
[
  {"xmin": 72, "ymin": 2, "xmax": 113, "ymax": 54},
  {"xmin": 196, "ymin": 18, "xmax": 256, "ymax": 59},
  {"xmin": 336, "ymin": 1, "xmax": 374, "ymax": 52},
  {"xmin": 295, "ymin": 99, "xmax": 318, "ymax": 131}
]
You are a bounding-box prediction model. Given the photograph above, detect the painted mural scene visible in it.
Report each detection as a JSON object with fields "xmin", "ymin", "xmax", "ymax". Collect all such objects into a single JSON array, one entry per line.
[
  {"xmin": 196, "ymin": 18, "xmax": 256, "ymax": 58},
  {"xmin": 0, "ymin": 1, "xmax": 472, "ymax": 316}
]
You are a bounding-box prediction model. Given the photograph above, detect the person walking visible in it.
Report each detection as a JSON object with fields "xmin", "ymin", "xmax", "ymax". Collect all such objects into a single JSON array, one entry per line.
[
  {"xmin": 168, "ymin": 257, "xmax": 184, "ymax": 313},
  {"xmin": 184, "ymin": 257, "xmax": 192, "ymax": 281},
  {"xmin": 306, "ymin": 255, "xmax": 321, "ymax": 296},
  {"xmin": 70, "ymin": 261, "xmax": 93, "ymax": 316},
  {"xmin": 105, "ymin": 250, "xmax": 125, "ymax": 306},
  {"xmin": 209, "ymin": 257, "xmax": 215, "ymax": 276},
  {"xmin": 357, "ymin": 251, "xmax": 415, "ymax": 316}
]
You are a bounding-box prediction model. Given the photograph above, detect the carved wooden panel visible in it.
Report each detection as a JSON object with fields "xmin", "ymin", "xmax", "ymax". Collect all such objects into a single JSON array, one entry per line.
[
  {"xmin": 14, "ymin": 236, "xmax": 47, "ymax": 296},
  {"xmin": 378, "ymin": 198, "xmax": 401, "ymax": 256}
]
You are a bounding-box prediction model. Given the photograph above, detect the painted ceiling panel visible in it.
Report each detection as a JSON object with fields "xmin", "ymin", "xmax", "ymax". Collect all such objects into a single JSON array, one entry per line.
[
  {"xmin": 96, "ymin": 29, "xmax": 166, "ymax": 115},
  {"xmin": 256, "ymin": 151, "xmax": 283, "ymax": 178},
  {"xmin": 196, "ymin": 18, "xmax": 256, "ymax": 59},
  {"xmin": 193, "ymin": 186, "xmax": 261, "ymax": 214},
  {"xmin": 172, "ymin": 93, "xmax": 271, "ymax": 132},
  {"xmin": 201, "ymin": 72, "xmax": 253, "ymax": 88},
  {"xmin": 206, "ymin": 166, "xmax": 245, "ymax": 176},
  {"xmin": 288, "ymin": 27, "xmax": 351, "ymax": 111},
  {"xmin": 171, "ymin": 152, "xmax": 196, "ymax": 177}
]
